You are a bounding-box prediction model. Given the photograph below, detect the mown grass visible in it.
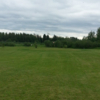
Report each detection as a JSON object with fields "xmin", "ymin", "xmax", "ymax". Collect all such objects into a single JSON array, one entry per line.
[{"xmin": 0, "ymin": 46, "xmax": 100, "ymax": 100}]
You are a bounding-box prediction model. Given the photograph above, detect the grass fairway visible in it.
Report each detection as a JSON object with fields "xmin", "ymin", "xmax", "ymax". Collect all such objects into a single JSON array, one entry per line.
[{"xmin": 0, "ymin": 47, "xmax": 100, "ymax": 100}]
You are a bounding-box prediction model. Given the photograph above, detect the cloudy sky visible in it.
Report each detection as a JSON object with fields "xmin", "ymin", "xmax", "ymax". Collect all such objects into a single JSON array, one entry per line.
[{"xmin": 0, "ymin": 0, "xmax": 100, "ymax": 38}]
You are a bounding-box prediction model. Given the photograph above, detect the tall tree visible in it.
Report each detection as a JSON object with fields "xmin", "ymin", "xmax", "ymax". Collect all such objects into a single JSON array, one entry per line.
[
  {"xmin": 43, "ymin": 34, "xmax": 47, "ymax": 42},
  {"xmin": 97, "ymin": 27, "xmax": 100, "ymax": 41},
  {"xmin": 52, "ymin": 35, "xmax": 57, "ymax": 41},
  {"xmin": 47, "ymin": 35, "xmax": 49, "ymax": 40},
  {"xmin": 87, "ymin": 31, "xmax": 95, "ymax": 42}
]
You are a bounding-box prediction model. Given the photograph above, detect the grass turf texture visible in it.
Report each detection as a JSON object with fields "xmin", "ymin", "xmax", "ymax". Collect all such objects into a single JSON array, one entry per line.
[{"xmin": 0, "ymin": 47, "xmax": 100, "ymax": 100}]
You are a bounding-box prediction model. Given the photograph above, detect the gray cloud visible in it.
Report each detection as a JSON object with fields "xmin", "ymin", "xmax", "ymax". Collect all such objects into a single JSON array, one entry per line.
[{"xmin": 0, "ymin": 0, "xmax": 100, "ymax": 38}]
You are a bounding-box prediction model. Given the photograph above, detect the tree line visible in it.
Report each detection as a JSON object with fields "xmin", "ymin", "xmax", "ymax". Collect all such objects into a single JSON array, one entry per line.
[
  {"xmin": 45, "ymin": 27, "xmax": 100, "ymax": 49},
  {"xmin": 0, "ymin": 32, "xmax": 43, "ymax": 43},
  {"xmin": 0, "ymin": 27, "xmax": 100, "ymax": 48}
]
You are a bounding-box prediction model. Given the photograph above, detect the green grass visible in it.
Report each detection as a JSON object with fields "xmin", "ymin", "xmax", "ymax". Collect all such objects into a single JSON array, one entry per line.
[{"xmin": 0, "ymin": 46, "xmax": 100, "ymax": 100}]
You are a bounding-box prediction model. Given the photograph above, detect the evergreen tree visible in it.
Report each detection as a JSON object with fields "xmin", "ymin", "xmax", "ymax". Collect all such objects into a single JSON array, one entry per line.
[{"xmin": 97, "ymin": 27, "xmax": 100, "ymax": 41}]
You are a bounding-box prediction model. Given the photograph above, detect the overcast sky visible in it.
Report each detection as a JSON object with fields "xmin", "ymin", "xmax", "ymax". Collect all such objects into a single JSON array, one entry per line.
[{"xmin": 0, "ymin": 0, "xmax": 100, "ymax": 38}]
